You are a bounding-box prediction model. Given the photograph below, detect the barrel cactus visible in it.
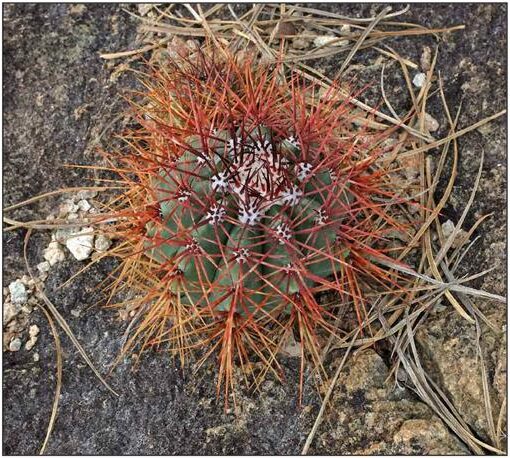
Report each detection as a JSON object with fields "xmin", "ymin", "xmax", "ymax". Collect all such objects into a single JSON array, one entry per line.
[{"xmin": 107, "ymin": 49, "xmax": 405, "ymax": 396}]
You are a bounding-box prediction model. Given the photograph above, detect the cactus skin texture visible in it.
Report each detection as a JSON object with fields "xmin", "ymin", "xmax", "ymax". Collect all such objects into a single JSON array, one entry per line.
[{"xmin": 107, "ymin": 49, "xmax": 406, "ymax": 401}]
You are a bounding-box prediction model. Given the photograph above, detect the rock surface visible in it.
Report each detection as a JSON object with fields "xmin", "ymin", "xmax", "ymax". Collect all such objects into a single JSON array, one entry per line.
[
  {"xmin": 310, "ymin": 351, "xmax": 468, "ymax": 455},
  {"xmin": 3, "ymin": 3, "xmax": 506, "ymax": 455}
]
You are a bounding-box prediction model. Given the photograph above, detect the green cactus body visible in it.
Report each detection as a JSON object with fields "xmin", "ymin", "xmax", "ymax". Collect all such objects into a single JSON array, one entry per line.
[{"xmin": 144, "ymin": 124, "xmax": 350, "ymax": 315}]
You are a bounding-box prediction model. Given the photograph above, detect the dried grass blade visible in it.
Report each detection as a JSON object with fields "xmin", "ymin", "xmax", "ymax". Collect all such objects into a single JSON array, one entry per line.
[{"xmin": 335, "ymin": 6, "xmax": 392, "ymax": 78}]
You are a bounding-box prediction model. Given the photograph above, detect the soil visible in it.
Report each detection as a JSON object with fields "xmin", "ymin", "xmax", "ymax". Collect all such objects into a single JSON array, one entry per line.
[{"xmin": 3, "ymin": 4, "xmax": 506, "ymax": 455}]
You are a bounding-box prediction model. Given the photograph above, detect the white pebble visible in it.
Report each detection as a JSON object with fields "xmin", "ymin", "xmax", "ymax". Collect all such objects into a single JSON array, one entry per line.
[
  {"xmin": 76, "ymin": 189, "xmax": 98, "ymax": 200},
  {"xmin": 8, "ymin": 280, "xmax": 28, "ymax": 305},
  {"xmin": 33, "ymin": 352, "xmax": 40, "ymax": 362},
  {"xmin": 59, "ymin": 199, "xmax": 79, "ymax": 216},
  {"xmin": 77, "ymin": 199, "xmax": 92, "ymax": 212},
  {"xmin": 9, "ymin": 338, "xmax": 22, "ymax": 352},
  {"xmin": 413, "ymin": 72, "xmax": 426, "ymax": 88},
  {"xmin": 54, "ymin": 227, "xmax": 73, "ymax": 243},
  {"xmin": 424, "ymin": 112, "xmax": 439, "ymax": 132},
  {"xmin": 36, "ymin": 261, "xmax": 51, "ymax": 274},
  {"xmin": 313, "ymin": 35, "xmax": 346, "ymax": 47},
  {"xmin": 94, "ymin": 234, "xmax": 112, "ymax": 252},
  {"xmin": 43, "ymin": 241, "xmax": 66, "ymax": 265},
  {"xmin": 25, "ymin": 337, "xmax": 37, "ymax": 351},
  {"xmin": 29, "ymin": 325, "xmax": 40, "ymax": 337},
  {"xmin": 66, "ymin": 227, "xmax": 94, "ymax": 261},
  {"xmin": 442, "ymin": 219, "xmax": 455, "ymax": 238}
]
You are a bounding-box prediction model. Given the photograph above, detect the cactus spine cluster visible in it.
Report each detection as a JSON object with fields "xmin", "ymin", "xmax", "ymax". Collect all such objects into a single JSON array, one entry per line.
[{"xmin": 107, "ymin": 49, "xmax": 404, "ymax": 396}]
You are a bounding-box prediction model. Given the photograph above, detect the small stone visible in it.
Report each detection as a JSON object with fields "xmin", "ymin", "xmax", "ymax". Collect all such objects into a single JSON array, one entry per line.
[
  {"xmin": 77, "ymin": 199, "xmax": 92, "ymax": 212},
  {"xmin": 29, "ymin": 325, "xmax": 40, "ymax": 337},
  {"xmin": 70, "ymin": 308, "xmax": 81, "ymax": 318},
  {"xmin": 185, "ymin": 39, "xmax": 200, "ymax": 51},
  {"xmin": 340, "ymin": 24, "xmax": 351, "ymax": 33},
  {"xmin": 58, "ymin": 199, "xmax": 79, "ymax": 217},
  {"xmin": 54, "ymin": 227, "xmax": 73, "ymax": 243},
  {"xmin": 33, "ymin": 352, "xmax": 40, "ymax": 362},
  {"xmin": 9, "ymin": 280, "xmax": 28, "ymax": 305},
  {"xmin": 3, "ymin": 287, "xmax": 9, "ymax": 296},
  {"xmin": 291, "ymin": 36, "xmax": 308, "ymax": 50},
  {"xmin": 94, "ymin": 234, "xmax": 112, "ymax": 252},
  {"xmin": 397, "ymin": 154, "xmax": 420, "ymax": 180},
  {"xmin": 424, "ymin": 112, "xmax": 439, "ymax": 132},
  {"xmin": 137, "ymin": 3, "xmax": 154, "ymax": 16},
  {"xmin": 413, "ymin": 72, "xmax": 426, "ymax": 88},
  {"xmin": 420, "ymin": 46, "xmax": 432, "ymax": 71},
  {"xmin": 76, "ymin": 189, "xmax": 98, "ymax": 200},
  {"xmin": 65, "ymin": 227, "xmax": 94, "ymax": 261},
  {"xmin": 3, "ymin": 301, "xmax": 20, "ymax": 323},
  {"xmin": 441, "ymin": 219, "xmax": 469, "ymax": 248},
  {"xmin": 9, "ymin": 338, "xmax": 22, "ymax": 352},
  {"xmin": 25, "ymin": 337, "xmax": 37, "ymax": 351},
  {"xmin": 21, "ymin": 304, "xmax": 33, "ymax": 314},
  {"xmin": 36, "ymin": 261, "xmax": 51, "ymax": 274},
  {"xmin": 477, "ymin": 123, "xmax": 493, "ymax": 136},
  {"xmin": 313, "ymin": 35, "xmax": 346, "ymax": 47},
  {"xmin": 43, "ymin": 241, "xmax": 66, "ymax": 265},
  {"xmin": 20, "ymin": 275, "xmax": 30, "ymax": 285},
  {"xmin": 69, "ymin": 4, "xmax": 86, "ymax": 15},
  {"xmin": 441, "ymin": 220, "xmax": 456, "ymax": 238},
  {"xmin": 67, "ymin": 212, "xmax": 79, "ymax": 221}
]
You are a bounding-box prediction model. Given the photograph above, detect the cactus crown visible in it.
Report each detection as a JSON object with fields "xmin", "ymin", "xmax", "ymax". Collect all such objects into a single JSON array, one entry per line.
[
  {"xmin": 147, "ymin": 122, "xmax": 352, "ymax": 314},
  {"xmin": 109, "ymin": 49, "xmax": 405, "ymax": 398}
]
